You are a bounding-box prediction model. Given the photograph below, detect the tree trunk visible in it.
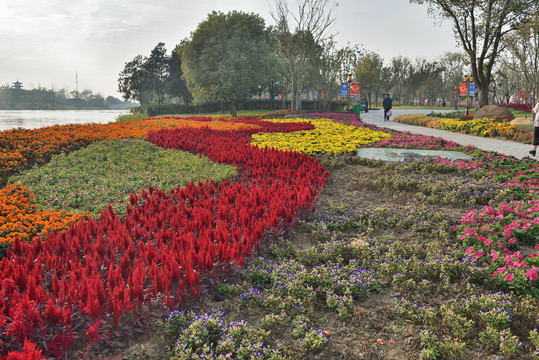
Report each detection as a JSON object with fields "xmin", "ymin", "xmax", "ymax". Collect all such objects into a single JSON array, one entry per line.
[
  {"xmin": 230, "ymin": 101, "xmax": 237, "ymax": 117},
  {"xmin": 477, "ymin": 86, "xmax": 489, "ymax": 109}
]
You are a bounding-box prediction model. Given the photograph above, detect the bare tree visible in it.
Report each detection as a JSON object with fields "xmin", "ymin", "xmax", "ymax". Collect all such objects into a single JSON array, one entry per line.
[
  {"xmin": 271, "ymin": 0, "xmax": 337, "ymax": 114},
  {"xmin": 410, "ymin": 0, "xmax": 539, "ymax": 108},
  {"xmin": 506, "ymin": 14, "xmax": 539, "ymax": 106}
]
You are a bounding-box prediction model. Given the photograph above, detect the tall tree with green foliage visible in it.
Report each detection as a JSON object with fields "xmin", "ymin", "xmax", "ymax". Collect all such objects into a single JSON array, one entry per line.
[
  {"xmin": 181, "ymin": 11, "xmax": 271, "ymax": 116},
  {"xmin": 143, "ymin": 42, "xmax": 169, "ymax": 104},
  {"xmin": 410, "ymin": 0, "xmax": 539, "ymax": 108},
  {"xmin": 118, "ymin": 54, "xmax": 151, "ymax": 105},
  {"xmin": 169, "ymin": 43, "xmax": 193, "ymax": 104},
  {"xmin": 354, "ymin": 51, "xmax": 383, "ymax": 108}
]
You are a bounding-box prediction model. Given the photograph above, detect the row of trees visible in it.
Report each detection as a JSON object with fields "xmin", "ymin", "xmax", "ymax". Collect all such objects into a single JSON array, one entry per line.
[
  {"xmin": 117, "ymin": 0, "xmax": 539, "ymax": 115},
  {"xmin": 0, "ymin": 85, "xmax": 127, "ymax": 110},
  {"xmin": 117, "ymin": 43, "xmax": 192, "ymax": 106}
]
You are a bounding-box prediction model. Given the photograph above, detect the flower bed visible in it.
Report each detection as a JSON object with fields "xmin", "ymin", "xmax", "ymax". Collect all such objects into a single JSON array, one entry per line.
[
  {"xmin": 3, "ymin": 112, "xmax": 539, "ymax": 357},
  {"xmin": 0, "ymin": 117, "xmax": 260, "ymax": 187},
  {"xmin": 250, "ymin": 118, "xmax": 391, "ymax": 154},
  {"xmin": 394, "ymin": 114, "xmax": 522, "ymax": 140},
  {"xmin": 438, "ymin": 118, "xmax": 517, "ymax": 138},
  {"xmin": 0, "ymin": 184, "xmax": 87, "ymax": 247},
  {"xmin": 0, "ymin": 116, "xmax": 330, "ymax": 357},
  {"xmin": 9, "ymin": 139, "xmax": 237, "ymax": 220},
  {"xmin": 499, "ymin": 103, "xmax": 533, "ymax": 112}
]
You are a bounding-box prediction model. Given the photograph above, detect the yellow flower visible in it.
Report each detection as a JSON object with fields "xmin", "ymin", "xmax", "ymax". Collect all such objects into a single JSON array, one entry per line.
[{"xmin": 251, "ymin": 118, "xmax": 391, "ymax": 155}]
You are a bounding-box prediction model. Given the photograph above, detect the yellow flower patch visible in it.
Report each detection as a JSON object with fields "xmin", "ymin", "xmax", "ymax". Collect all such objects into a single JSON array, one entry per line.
[{"xmin": 251, "ymin": 118, "xmax": 391, "ymax": 155}]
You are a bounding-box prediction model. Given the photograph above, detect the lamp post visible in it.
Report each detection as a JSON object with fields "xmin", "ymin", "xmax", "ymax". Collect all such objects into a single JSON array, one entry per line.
[
  {"xmin": 464, "ymin": 75, "xmax": 473, "ymax": 117},
  {"xmin": 347, "ymin": 74, "xmax": 352, "ymax": 113},
  {"xmin": 454, "ymin": 86, "xmax": 458, "ymax": 109}
]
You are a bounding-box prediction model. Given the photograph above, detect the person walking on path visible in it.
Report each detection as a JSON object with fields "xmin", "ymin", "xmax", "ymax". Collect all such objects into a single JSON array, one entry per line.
[
  {"xmin": 383, "ymin": 93, "xmax": 392, "ymax": 121},
  {"xmin": 530, "ymin": 101, "xmax": 539, "ymax": 156}
]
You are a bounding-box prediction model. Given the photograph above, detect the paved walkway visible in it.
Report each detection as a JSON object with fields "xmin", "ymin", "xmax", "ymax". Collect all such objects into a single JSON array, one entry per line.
[{"xmin": 360, "ymin": 109, "xmax": 536, "ymax": 160}]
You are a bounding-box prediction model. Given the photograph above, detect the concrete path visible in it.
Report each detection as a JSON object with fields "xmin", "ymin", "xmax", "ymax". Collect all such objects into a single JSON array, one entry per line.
[{"xmin": 360, "ymin": 109, "xmax": 536, "ymax": 160}]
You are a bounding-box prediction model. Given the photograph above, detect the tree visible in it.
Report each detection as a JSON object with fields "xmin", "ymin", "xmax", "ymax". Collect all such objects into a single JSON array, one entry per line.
[
  {"xmin": 505, "ymin": 13, "xmax": 539, "ymax": 106},
  {"xmin": 169, "ymin": 43, "xmax": 193, "ymax": 104},
  {"xmin": 118, "ymin": 55, "xmax": 151, "ymax": 105},
  {"xmin": 354, "ymin": 51, "xmax": 383, "ymax": 108},
  {"xmin": 181, "ymin": 11, "xmax": 272, "ymax": 116},
  {"xmin": 316, "ymin": 41, "xmax": 362, "ymax": 112},
  {"xmin": 272, "ymin": 0, "xmax": 337, "ymax": 114},
  {"xmin": 118, "ymin": 43, "xmax": 181, "ymax": 105},
  {"xmin": 143, "ymin": 42, "xmax": 169, "ymax": 104},
  {"xmin": 438, "ymin": 52, "xmax": 467, "ymax": 106},
  {"xmin": 386, "ymin": 56, "xmax": 412, "ymax": 104},
  {"xmin": 410, "ymin": 0, "xmax": 539, "ymax": 108}
]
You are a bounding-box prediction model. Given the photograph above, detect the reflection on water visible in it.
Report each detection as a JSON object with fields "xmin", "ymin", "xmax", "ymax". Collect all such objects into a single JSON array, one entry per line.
[{"xmin": 0, "ymin": 110, "xmax": 129, "ymax": 131}]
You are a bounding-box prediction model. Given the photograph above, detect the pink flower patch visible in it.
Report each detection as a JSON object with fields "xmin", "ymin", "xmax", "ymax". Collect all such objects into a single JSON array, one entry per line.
[
  {"xmin": 505, "ymin": 273, "xmax": 514, "ymax": 281},
  {"xmin": 526, "ymin": 269, "xmax": 538, "ymax": 281}
]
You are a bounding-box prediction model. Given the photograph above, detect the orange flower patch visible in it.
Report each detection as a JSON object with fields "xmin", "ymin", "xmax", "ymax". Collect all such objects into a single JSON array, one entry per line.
[{"xmin": 0, "ymin": 184, "xmax": 88, "ymax": 245}]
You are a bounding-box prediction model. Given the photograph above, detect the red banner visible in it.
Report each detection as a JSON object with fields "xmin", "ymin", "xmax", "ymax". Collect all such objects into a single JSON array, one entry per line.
[
  {"xmin": 350, "ymin": 82, "xmax": 359, "ymax": 96},
  {"xmin": 459, "ymin": 83, "xmax": 467, "ymax": 95}
]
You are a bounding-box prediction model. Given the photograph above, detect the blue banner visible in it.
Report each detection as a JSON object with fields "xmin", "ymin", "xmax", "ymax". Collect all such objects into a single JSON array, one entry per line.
[
  {"xmin": 340, "ymin": 82, "xmax": 348, "ymax": 97},
  {"xmin": 468, "ymin": 83, "xmax": 476, "ymax": 96}
]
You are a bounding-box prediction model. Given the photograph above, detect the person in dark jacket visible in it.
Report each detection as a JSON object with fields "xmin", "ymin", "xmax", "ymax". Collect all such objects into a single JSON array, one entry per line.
[{"xmin": 383, "ymin": 93, "xmax": 392, "ymax": 121}]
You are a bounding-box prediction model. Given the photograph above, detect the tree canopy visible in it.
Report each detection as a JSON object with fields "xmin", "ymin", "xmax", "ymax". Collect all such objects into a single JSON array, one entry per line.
[
  {"xmin": 118, "ymin": 43, "xmax": 191, "ymax": 106},
  {"xmin": 410, "ymin": 0, "xmax": 539, "ymax": 108},
  {"xmin": 180, "ymin": 11, "xmax": 272, "ymax": 116}
]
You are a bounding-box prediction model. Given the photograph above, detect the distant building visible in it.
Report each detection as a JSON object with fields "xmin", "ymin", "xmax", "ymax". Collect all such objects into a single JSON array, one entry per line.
[{"xmin": 12, "ymin": 80, "xmax": 23, "ymax": 90}]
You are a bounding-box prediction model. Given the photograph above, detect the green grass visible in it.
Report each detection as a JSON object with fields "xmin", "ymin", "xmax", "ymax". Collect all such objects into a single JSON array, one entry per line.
[
  {"xmin": 116, "ymin": 112, "xmax": 150, "ymax": 122},
  {"xmin": 8, "ymin": 139, "xmax": 237, "ymax": 218}
]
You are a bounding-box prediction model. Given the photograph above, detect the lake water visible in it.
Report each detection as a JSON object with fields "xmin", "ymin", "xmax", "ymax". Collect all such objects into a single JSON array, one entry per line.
[{"xmin": 0, "ymin": 110, "xmax": 129, "ymax": 131}]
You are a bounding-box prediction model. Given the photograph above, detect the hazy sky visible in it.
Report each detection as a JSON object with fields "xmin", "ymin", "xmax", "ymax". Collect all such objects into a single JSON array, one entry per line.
[{"xmin": 0, "ymin": 0, "xmax": 460, "ymax": 99}]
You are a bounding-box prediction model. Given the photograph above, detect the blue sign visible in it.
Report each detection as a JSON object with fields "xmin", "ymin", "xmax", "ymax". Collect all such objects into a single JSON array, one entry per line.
[
  {"xmin": 469, "ymin": 83, "xmax": 476, "ymax": 96},
  {"xmin": 340, "ymin": 82, "xmax": 348, "ymax": 97}
]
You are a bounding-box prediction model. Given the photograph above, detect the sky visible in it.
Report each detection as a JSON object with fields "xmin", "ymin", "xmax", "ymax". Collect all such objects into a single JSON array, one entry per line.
[{"xmin": 0, "ymin": 0, "xmax": 460, "ymax": 99}]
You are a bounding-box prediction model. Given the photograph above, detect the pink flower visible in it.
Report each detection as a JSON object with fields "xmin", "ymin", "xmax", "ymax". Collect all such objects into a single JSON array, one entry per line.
[
  {"xmin": 505, "ymin": 273, "xmax": 514, "ymax": 281},
  {"xmin": 508, "ymin": 238, "xmax": 516, "ymax": 244},
  {"xmin": 526, "ymin": 269, "xmax": 538, "ymax": 281}
]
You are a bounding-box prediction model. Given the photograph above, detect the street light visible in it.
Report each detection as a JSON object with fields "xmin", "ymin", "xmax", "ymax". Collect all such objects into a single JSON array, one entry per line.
[
  {"xmin": 464, "ymin": 75, "xmax": 474, "ymax": 116},
  {"xmin": 347, "ymin": 74, "xmax": 352, "ymax": 113}
]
